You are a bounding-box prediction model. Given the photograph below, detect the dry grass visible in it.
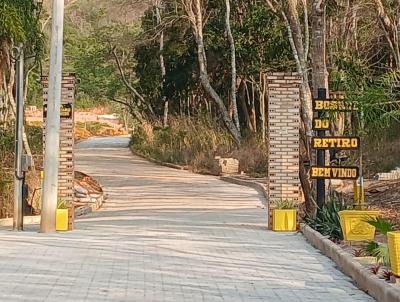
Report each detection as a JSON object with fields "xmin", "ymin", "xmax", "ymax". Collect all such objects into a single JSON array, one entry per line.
[
  {"xmin": 361, "ymin": 123, "xmax": 400, "ymax": 178},
  {"xmin": 0, "ymin": 126, "xmax": 42, "ymax": 218},
  {"xmin": 131, "ymin": 116, "xmax": 268, "ymax": 176}
]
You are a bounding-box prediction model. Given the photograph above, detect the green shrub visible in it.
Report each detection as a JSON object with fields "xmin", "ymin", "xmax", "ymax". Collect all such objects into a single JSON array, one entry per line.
[
  {"xmin": 57, "ymin": 199, "xmax": 70, "ymax": 210},
  {"xmin": 131, "ymin": 116, "xmax": 268, "ymax": 176},
  {"xmin": 363, "ymin": 241, "xmax": 390, "ymax": 266},
  {"xmin": 274, "ymin": 199, "xmax": 296, "ymax": 209},
  {"xmin": 307, "ymin": 201, "xmax": 349, "ymax": 241},
  {"xmin": 362, "ymin": 217, "xmax": 394, "ymax": 266},
  {"xmin": 365, "ymin": 217, "xmax": 394, "ymax": 236},
  {"xmin": 131, "ymin": 117, "xmax": 235, "ymax": 166}
]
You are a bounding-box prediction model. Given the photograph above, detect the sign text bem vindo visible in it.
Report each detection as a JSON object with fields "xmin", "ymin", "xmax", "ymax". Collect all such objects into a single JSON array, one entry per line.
[
  {"xmin": 311, "ymin": 166, "xmax": 359, "ymax": 180},
  {"xmin": 312, "ymin": 137, "xmax": 360, "ymax": 150},
  {"xmin": 43, "ymin": 104, "xmax": 73, "ymax": 119}
]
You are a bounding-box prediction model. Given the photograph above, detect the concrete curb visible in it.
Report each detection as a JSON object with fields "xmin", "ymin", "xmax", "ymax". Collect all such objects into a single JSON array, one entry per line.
[
  {"xmin": 301, "ymin": 224, "xmax": 400, "ymax": 302},
  {"xmin": 0, "ymin": 195, "xmax": 104, "ymax": 228},
  {"xmin": 75, "ymin": 194, "xmax": 104, "ymax": 218},
  {"xmin": 220, "ymin": 176, "xmax": 268, "ymax": 208},
  {"xmin": 131, "ymin": 150, "xmax": 188, "ymax": 171},
  {"xmin": 0, "ymin": 216, "xmax": 41, "ymax": 227}
]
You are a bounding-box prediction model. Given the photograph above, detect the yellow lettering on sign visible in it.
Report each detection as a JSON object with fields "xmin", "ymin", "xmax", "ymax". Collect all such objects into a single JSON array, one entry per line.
[
  {"xmin": 314, "ymin": 119, "xmax": 330, "ymax": 129},
  {"xmin": 314, "ymin": 99, "xmax": 356, "ymax": 111},
  {"xmin": 351, "ymin": 138, "xmax": 358, "ymax": 148},
  {"xmin": 311, "ymin": 167, "xmax": 318, "ymax": 177},
  {"xmin": 342, "ymin": 139, "xmax": 350, "ymax": 148},
  {"xmin": 314, "ymin": 138, "xmax": 322, "ymax": 148},
  {"xmin": 313, "ymin": 137, "xmax": 359, "ymax": 149},
  {"xmin": 311, "ymin": 167, "xmax": 358, "ymax": 179},
  {"xmin": 315, "ymin": 101, "xmax": 324, "ymax": 110}
]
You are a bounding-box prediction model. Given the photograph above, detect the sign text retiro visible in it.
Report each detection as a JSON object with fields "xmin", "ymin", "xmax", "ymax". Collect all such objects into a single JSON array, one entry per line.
[
  {"xmin": 310, "ymin": 166, "xmax": 359, "ymax": 180},
  {"xmin": 312, "ymin": 136, "xmax": 360, "ymax": 150}
]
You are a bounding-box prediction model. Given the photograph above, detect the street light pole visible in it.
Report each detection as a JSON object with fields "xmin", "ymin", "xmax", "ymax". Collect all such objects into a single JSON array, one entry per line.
[
  {"xmin": 40, "ymin": 0, "xmax": 65, "ymax": 233},
  {"xmin": 13, "ymin": 45, "xmax": 24, "ymax": 231}
]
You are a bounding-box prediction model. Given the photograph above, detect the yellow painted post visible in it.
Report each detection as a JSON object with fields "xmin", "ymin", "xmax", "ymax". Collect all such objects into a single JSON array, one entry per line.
[
  {"xmin": 388, "ymin": 232, "xmax": 400, "ymax": 276},
  {"xmin": 354, "ymin": 177, "xmax": 365, "ymax": 210}
]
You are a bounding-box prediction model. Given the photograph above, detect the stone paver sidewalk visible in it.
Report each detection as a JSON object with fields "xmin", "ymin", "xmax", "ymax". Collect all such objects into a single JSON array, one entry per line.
[{"xmin": 0, "ymin": 137, "xmax": 374, "ymax": 301}]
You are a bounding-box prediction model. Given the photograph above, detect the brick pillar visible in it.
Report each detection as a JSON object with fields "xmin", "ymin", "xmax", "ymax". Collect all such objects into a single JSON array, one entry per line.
[
  {"xmin": 267, "ymin": 72, "xmax": 301, "ymax": 229},
  {"xmin": 42, "ymin": 74, "xmax": 76, "ymax": 229}
]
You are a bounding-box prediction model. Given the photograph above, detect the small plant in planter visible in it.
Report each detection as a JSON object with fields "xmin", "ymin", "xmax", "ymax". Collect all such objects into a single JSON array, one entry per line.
[
  {"xmin": 369, "ymin": 264, "xmax": 381, "ymax": 275},
  {"xmin": 353, "ymin": 248, "xmax": 365, "ymax": 257},
  {"xmin": 363, "ymin": 240, "xmax": 390, "ymax": 266},
  {"xmin": 56, "ymin": 199, "xmax": 70, "ymax": 231},
  {"xmin": 352, "ymin": 247, "xmax": 377, "ymax": 265},
  {"xmin": 272, "ymin": 199, "xmax": 297, "ymax": 232},
  {"xmin": 380, "ymin": 269, "xmax": 394, "ymax": 281}
]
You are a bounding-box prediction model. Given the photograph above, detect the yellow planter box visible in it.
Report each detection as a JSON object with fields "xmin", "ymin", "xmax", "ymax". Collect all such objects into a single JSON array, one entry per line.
[
  {"xmin": 388, "ymin": 231, "xmax": 400, "ymax": 276},
  {"xmin": 339, "ymin": 210, "xmax": 380, "ymax": 241},
  {"xmin": 273, "ymin": 209, "xmax": 297, "ymax": 232},
  {"xmin": 56, "ymin": 209, "xmax": 69, "ymax": 231}
]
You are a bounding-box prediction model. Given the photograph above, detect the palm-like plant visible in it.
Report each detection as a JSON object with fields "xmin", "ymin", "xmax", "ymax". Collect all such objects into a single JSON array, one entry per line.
[
  {"xmin": 363, "ymin": 217, "xmax": 395, "ymax": 266},
  {"xmin": 365, "ymin": 217, "xmax": 394, "ymax": 236},
  {"xmin": 307, "ymin": 201, "xmax": 349, "ymax": 241}
]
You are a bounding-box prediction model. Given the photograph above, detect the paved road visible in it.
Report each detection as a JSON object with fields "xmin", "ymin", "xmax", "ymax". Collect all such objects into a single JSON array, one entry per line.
[{"xmin": 0, "ymin": 137, "xmax": 374, "ymax": 302}]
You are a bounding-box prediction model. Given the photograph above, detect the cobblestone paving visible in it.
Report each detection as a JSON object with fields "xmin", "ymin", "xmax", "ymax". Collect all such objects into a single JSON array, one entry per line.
[{"xmin": 0, "ymin": 137, "xmax": 375, "ymax": 301}]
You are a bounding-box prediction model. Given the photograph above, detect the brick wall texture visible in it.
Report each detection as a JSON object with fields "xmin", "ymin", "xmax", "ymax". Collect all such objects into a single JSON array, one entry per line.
[
  {"xmin": 42, "ymin": 75, "xmax": 76, "ymax": 206},
  {"xmin": 267, "ymin": 72, "xmax": 301, "ymax": 225}
]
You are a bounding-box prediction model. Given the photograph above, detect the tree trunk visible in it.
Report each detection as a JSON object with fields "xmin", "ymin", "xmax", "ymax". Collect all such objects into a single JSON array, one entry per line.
[
  {"xmin": 372, "ymin": 0, "xmax": 400, "ymax": 68},
  {"xmin": 238, "ymin": 79, "xmax": 254, "ymax": 132},
  {"xmin": 283, "ymin": 1, "xmax": 317, "ymax": 215},
  {"xmin": 155, "ymin": 1, "xmax": 169, "ymax": 128},
  {"xmin": 225, "ymin": 0, "xmax": 240, "ymax": 132},
  {"xmin": 187, "ymin": 0, "xmax": 241, "ymax": 145},
  {"xmin": 260, "ymin": 72, "xmax": 267, "ymax": 143},
  {"xmin": 311, "ymin": 1, "xmax": 329, "ymax": 96}
]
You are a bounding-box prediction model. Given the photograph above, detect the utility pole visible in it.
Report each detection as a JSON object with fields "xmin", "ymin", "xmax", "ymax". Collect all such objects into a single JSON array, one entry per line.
[
  {"xmin": 13, "ymin": 45, "xmax": 24, "ymax": 231},
  {"xmin": 40, "ymin": 0, "xmax": 65, "ymax": 233}
]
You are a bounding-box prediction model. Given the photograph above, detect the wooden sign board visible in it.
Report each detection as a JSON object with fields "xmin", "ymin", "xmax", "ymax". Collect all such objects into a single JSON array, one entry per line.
[
  {"xmin": 311, "ymin": 166, "xmax": 359, "ymax": 180},
  {"xmin": 313, "ymin": 118, "xmax": 330, "ymax": 130},
  {"xmin": 313, "ymin": 99, "xmax": 357, "ymax": 112},
  {"xmin": 312, "ymin": 136, "xmax": 360, "ymax": 150},
  {"xmin": 43, "ymin": 104, "xmax": 73, "ymax": 119}
]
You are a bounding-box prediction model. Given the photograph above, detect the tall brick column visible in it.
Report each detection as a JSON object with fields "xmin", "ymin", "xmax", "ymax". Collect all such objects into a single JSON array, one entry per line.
[
  {"xmin": 267, "ymin": 72, "xmax": 301, "ymax": 229},
  {"xmin": 42, "ymin": 74, "xmax": 76, "ymax": 229}
]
